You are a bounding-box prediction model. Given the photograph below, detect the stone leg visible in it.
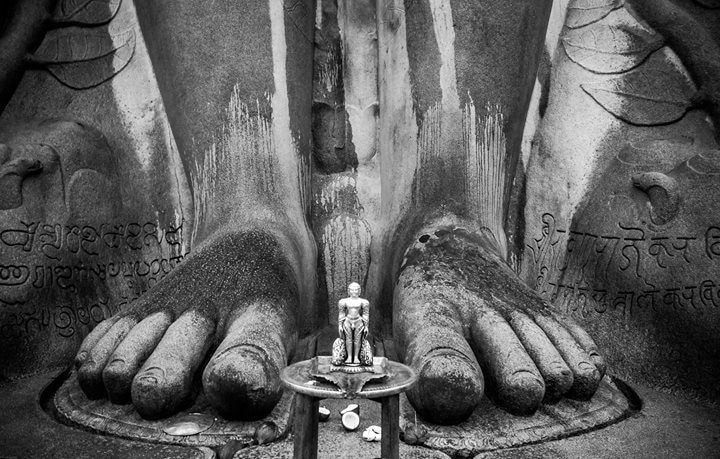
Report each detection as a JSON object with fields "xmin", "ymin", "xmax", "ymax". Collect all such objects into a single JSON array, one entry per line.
[
  {"xmin": 75, "ymin": 0, "xmax": 318, "ymax": 420},
  {"xmin": 78, "ymin": 230, "xmax": 307, "ymax": 420},
  {"xmin": 375, "ymin": 0, "xmax": 603, "ymax": 424},
  {"xmin": 393, "ymin": 227, "xmax": 603, "ymax": 423}
]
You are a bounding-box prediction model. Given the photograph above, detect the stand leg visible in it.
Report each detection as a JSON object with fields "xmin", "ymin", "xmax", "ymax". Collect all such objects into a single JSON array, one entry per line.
[
  {"xmin": 381, "ymin": 394, "xmax": 400, "ymax": 459},
  {"xmin": 293, "ymin": 393, "xmax": 319, "ymax": 459}
]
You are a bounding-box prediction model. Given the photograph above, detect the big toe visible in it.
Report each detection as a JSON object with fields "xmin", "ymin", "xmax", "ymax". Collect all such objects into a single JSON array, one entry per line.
[
  {"xmin": 409, "ymin": 349, "xmax": 484, "ymax": 425},
  {"xmin": 202, "ymin": 301, "xmax": 294, "ymax": 421},
  {"xmin": 203, "ymin": 345, "xmax": 282, "ymax": 420}
]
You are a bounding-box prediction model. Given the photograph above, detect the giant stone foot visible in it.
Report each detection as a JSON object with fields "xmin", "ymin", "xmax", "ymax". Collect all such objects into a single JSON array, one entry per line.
[
  {"xmin": 74, "ymin": 229, "xmax": 299, "ymax": 421},
  {"xmin": 395, "ymin": 222, "xmax": 605, "ymax": 425}
]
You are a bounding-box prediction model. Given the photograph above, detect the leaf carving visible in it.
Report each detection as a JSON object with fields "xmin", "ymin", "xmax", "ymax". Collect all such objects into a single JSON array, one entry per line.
[
  {"xmin": 563, "ymin": 23, "xmax": 663, "ymax": 74},
  {"xmin": 33, "ymin": 28, "xmax": 136, "ymax": 89},
  {"xmin": 694, "ymin": 0, "xmax": 720, "ymax": 8},
  {"xmin": 581, "ymin": 53, "xmax": 697, "ymax": 126},
  {"xmin": 54, "ymin": 0, "xmax": 121, "ymax": 25},
  {"xmin": 566, "ymin": 0, "xmax": 624, "ymax": 29}
]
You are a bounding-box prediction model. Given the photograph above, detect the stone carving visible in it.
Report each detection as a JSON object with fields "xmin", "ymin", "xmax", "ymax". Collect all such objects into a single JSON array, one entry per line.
[
  {"xmin": 562, "ymin": 19, "xmax": 664, "ymax": 74},
  {"xmin": 53, "ymin": 0, "xmax": 122, "ymax": 26},
  {"xmin": 0, "ymin": 119, "xmax": 184, "ymax": 376},
  {"xmin": 581, "ymin": 52, "xmax": 696, "ymax": 125},
  {"xmin": 565, "ymin": 0, "xmax": 625, "ymax": 29},
  {"xmin": 32, "ymin": 27, "xmax": 136, "ymax": 89},
  {"xmin": 527, "ymin": 212, "xmax": 720, "ymax": 316},
  {"xmin": 623, "ymin": 0, "xmax": 720, "ymax": 139},
  {"xmin": 0, "ymin": 146, "xmax": 42, "ymax": 210},
  {"xmin": 331, "ymin": 282, "xmax": 373, "ymax": 369},
  {"xmin": 11, "ymin": 0, "xmax": 613, "ymax": 434},
  {"xmin": 399, "ymin": 376, "xmax": 633, "ymax": 456},
  {"xmin": 0, "ymin": 0, "xmax": 133, "ymax": 112},
  {"xmin": 0, "ymin": 0, "xmax": 718, "ymax": 455},
  {"xmin": 524, "ymin": 0, "xmax": 720, "ymax": 402}
]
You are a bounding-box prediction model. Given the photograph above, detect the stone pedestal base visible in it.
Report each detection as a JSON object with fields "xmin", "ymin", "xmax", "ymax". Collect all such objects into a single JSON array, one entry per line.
[
  {"xmin": 399, "ymin": 376, "xmax": 636, "ymax": 457},
  {"xmin": 54, "ymin": 370, "xmax": 634, "ymax": 452},
  {"xmin": 54, "ymin": 371, "xmax": 293, "ymax": 448}
]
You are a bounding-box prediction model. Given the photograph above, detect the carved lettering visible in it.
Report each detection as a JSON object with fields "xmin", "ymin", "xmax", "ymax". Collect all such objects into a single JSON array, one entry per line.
[
  {"xmin": 618, "ymin": 223, "xmax": 644, "ymax": 280},
  {"xmin": 19, "ymin": 255, "xmax": 186, "ymax": 293},
  {"xmin": 612, "ymin": 291, "xmax": 634, "ymax": 315},
  {"xmin": 164, "ymin": 223, "xmax": 183, "ymax": 246},
  {"xmin": 699, "ymin": 280, "xmax": 720, "ymax": 308},
  {"xmin": 0, "ymin": 298, "xmax": 118, "ymax": 340},
  {"xmin": 1, "ymin": 222, "xmax": 38, "ymax": 252},
  {"xmin": 1, "ymin": 221, "xmax": 185, "ymax": 258},
  {"xmin": 0, "ymin": 265, "xmax": 30, "ymax": 286},
  {"xmin": 102, "ymin": 224, "xmax": 125, "ymax": 249},
  {"xmin": 705, "ymin": 227, "xmax": 720, "ymax": 260},
  {"xmin": 528, "ymin": 213, "xmax": 720, "ymax": 318},
  {"xmin": 80, "ymin": 226, "xmax": 100, "ymax": 256},
  {"xmin": 1, "ymin": 219, "xmax": 187, "ymax": 341}
]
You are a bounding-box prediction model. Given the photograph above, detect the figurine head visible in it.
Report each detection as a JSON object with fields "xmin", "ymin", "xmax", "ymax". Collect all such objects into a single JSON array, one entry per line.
[{"xmin": 348, "ymin": 282, "xmax": 361, "ymax": 298}]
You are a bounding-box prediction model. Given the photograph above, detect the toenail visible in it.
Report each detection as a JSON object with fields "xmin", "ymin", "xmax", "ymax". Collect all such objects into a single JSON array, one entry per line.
[
  {"xmin": 137, "ymin": 367, "xmax": 165, "ymax": 385},
  {"xmin": 509, "ymin": 370, "xmax": 543, "ymax": 389},
  {"xmin": 552, "ymin": 364, "xmax": 572, "ymax": 377},
  {"xmin": 107, "ymin": 359, "xmax": 126, "ymax": 370},
  {"xmin": 214, "ymin": 343, "xmax": 270, "ymax": 365},
  {"xmin": 578, "ymin": 361, "xmax": 597, "ymax": 373}
]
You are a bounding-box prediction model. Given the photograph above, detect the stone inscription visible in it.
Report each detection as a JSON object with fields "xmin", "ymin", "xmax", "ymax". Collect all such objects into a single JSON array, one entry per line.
[
  {"xmin": 5, "ymin": 255, "xmax": 186, "ymax": 293},
  {"xmin": 1, "ymin": 220, "xmax": 186, "ymax": 339},
  {"xmin": 1, "ymin": 297, "xmax": 116, "ymax": 339},
  {"xmin": 1, "ymin": 221, "xmax": 183, "ymax": 259},
  {"xmin": 526, "ymin": 213, "xmax": 720, "ymax": 317}
]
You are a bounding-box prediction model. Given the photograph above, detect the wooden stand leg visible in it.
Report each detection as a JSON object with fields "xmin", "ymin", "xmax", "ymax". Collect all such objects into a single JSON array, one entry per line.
[
  {"xmin": 293, "ymin": 393, "xmax": 319, "ymax": 459},
  {"xmin": 381, "ymin": 394, "xmax": 400, "ymax": 459}
]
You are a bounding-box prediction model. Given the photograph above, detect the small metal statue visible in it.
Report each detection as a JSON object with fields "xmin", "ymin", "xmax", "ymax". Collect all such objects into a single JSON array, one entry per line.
[
  {"xmin": 307, "ymin": 282, "xmax": 388, "ymax": 394},
  {"xmin": 331, "ymin": 282, "xmax": 373, "ymax": 371}
]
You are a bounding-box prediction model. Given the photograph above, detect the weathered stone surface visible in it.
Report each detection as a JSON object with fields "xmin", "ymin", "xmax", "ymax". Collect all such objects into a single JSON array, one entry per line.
[
  {"xmin": 33, "ymin": 27, "xmax": 136, "ymax": 89},
  {"xmin": 40, "ymin": 0, "xmax": 616, "ymax": 435},
  {"xmin": 522, "ymin": 0, "xmax": 720, "ymax": 401},
  {"xmin": 0, "ymin": 0, "xmax": 189, "ymax": 378},
  {"xmin": 565, "ymin": 0, "xmax": 624, "ymax": 29},
  {"xmin": 562, "ymin": 10, "xmax": 663, "ymax": 74},
  {"xmin": 2, "ymin": 1, "xmax": 719, "ymax": 456},
  {"xmin": 581, "ymin": 52, "xmax": 696, "ymax": 125},
  {"xmin": 400, "ymin": 376, "xmax": 633, "ymax": 457},
  {"xmin": 55, "ymin": 369, "xmax": 294, "ymax": 448},
  {"xmin": 61, "ymin": 0, "xmax": 320, "ymax": 424},
  {"xmin": 396, "ymin": 225, "xmax": 605, "ymax": 424}
]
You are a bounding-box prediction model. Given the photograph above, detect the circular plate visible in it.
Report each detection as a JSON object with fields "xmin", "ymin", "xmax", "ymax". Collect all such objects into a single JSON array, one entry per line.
[{"xmin": 281, "ymin": 358, "xmax": 417, "ymax": 399}]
